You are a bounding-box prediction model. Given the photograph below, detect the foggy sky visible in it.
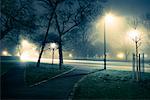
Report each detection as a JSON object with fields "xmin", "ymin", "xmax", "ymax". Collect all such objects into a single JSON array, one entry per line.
[
  {"xmin": 92, "ymin": 0, "xmax": 150, "ymax": 58},
  {"xmin": 105, "ymin": 0, "xmax": 150, "ymax": 16},
  {"xmin": 1, "ymin": 0, "xmax": 150, "ymax": 59}
]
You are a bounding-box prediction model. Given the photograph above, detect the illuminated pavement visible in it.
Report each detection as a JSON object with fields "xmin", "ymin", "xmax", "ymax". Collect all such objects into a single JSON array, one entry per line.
[
  {"xmin": 1, "ymin": 61, "xmax": 97, "ymax": 99},
  {"xmin": 1, "ymin": 64, "xmax": 27, "ymax": 99},
  {"xmin": 64, "ymin": 60, "xmax": 150, "ymax": 72},
  {"xmin": 28, "ymin": 58, "xmax": 150, "ymax": 72},
  {"xmin": 1, "ymin": 59, "xmax": 150, "ymax": 99}
]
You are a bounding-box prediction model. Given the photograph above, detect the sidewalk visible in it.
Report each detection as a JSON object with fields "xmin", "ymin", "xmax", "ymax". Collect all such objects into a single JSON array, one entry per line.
[
  {"xmin": 1, "ymin": 66, "xmax": 26, "ymax": 99},
  {"xmin": 1, "ymin": 65, "xmax": 95, "ymax": 99}
]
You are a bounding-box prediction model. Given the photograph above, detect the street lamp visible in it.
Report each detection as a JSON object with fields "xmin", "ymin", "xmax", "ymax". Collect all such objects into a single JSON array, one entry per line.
[
  {"xmin": 50, "ymin": 43, "xmax": 57, "ymax": 65},
  {"xmin": 69, "ymin": 53, "xmax": 73, "ymax": 58},
  {"xmin": 117, "ymin": 52, "xmax": 124, "ymax": 59},
  {"xmin": 103, "ymin": 13, "xmax": 114, "ymax": 70},
  {"xmin": 105, "ymin": 13, "xmax": 114, "ymax": 24},
  {"xmin": 2, "ymin": 50, "xmax": 8, "ymax": 56}
]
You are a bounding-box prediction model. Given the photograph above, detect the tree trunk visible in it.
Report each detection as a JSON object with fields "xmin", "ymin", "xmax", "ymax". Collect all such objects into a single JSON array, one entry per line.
[
  {"xmin": 125, "ymin": 54, "xmax": 128, "ymax": 62},
  {"xmin": 58, "ymin": 36, "xmax": 63, "ymax": 69},
  {"xmin": 18, "ymin": 45, "xmax": 22, "ymax": 56},
  {"xmin": 36, "ymin": 4, "xmax": 57, "ymax": 67},
  {"xmin": 36, "ymin": 6, "xmax": 57, "ymax": 67},
  {"xmin": 37, "ymin": 45, "xmax": 45, "ymax": 67},
  {"xmin": 135, "ymin": 41, "xmax": 139, "ymax": 81}
]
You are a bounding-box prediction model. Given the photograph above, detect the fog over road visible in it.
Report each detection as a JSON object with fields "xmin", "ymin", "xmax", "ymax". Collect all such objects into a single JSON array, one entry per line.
[{"xmin": 28, "ymin": 58, "xmax": 150, "ymax": 72}]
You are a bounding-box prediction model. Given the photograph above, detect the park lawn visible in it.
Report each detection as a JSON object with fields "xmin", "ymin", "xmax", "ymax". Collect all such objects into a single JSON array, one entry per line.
[
  {"xmin": 73, "ymin": 70, "xmax": 150, "ymax": 99},
  {"xmin": 25, "ymin": 63, "xmax": 73, "ymax": 86}
]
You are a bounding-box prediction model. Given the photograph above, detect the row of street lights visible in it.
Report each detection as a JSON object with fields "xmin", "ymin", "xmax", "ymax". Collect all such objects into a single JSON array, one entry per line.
[
  {"xmin": 103, "ymin": 13, "xmax": 142, "ymax": 70},
  {"xmin": 1, "ymin": 13, "xmax": 142, "ymax": 69}
]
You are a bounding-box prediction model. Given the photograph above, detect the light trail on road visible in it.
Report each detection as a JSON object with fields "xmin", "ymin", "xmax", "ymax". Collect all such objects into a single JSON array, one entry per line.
[{"xmin": 24, "ymin": 58, "xmax": 150, "ymax": 72}]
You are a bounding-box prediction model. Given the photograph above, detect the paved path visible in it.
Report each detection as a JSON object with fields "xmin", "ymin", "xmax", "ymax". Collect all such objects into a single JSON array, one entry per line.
[
  {"xmin": 1, "ymin": 65, "xmax": 96, "ymax": 99},
  {"xmin": 1, "ymin": 63, "xmax": 27, "ymax": 99}
]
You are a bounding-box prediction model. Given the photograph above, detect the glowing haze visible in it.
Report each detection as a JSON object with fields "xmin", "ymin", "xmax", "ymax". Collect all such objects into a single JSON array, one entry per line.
[
  {"xmin": 19, "ymin": 39, "xmax": 39, "ymax": 61},
  {"xmin": 92, "ymin": 13, "xmax": 149, "ymax": 59}
]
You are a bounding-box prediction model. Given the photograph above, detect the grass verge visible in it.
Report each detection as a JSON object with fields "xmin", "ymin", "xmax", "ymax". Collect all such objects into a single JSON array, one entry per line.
[
  {"xmin": 25, "ymin": 63, "xmax": 73, "ymax": 86},
  {"xmin": 73, "ymin": 70, "xmax": 150, "ymax": 99}
]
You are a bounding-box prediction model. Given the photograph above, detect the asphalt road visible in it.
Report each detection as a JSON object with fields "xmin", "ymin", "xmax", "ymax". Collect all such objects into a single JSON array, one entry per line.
[
  {"xmin": 64, "ymin": 60, "xmax": 150, "ymax": 72},
  {"xmin": 33, "ymin": 58, "xmax": 150, "ymax": 72},
  {"xmin": 1, "ymin": 58, "xmax": 150, "ymax": 99},
  {"xmin": 1, "ymin": 62, "xmax": 96, "ymax": 99}
]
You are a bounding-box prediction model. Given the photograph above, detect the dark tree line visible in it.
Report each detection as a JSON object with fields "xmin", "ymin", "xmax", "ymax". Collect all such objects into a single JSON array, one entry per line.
[
  {"xmin": 1, "ymin": 0, "xmax": 106, "ymax": 68},
  {"xmin": 0, "ymin": 0, "xmax": 36, "ymax": 40},
  {"xmin": 36, "ymin": 0, "xmax": 106, "ymax": 68}
]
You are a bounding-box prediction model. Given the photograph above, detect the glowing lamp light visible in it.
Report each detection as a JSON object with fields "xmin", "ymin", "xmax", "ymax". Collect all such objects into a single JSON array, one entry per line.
[
  {"xmin": 2, "ymin": 51, "xmax": 8, "ymax": 56},
  {"xmin": 128, "ymin": 30, "xmax": 140, "ymax": 41},
  {"xmin": 105, "ymin": 13, "xmax": 115, "ymax": 24},
  {"xmin": 20, "ymin": 52, "xmax": 30, "ymax": 61},
  {"xmin": 145, "ymin": 54, "xmax": 148, "ymax": 58},
  {"xmin": 69, "ymin": 53, "xmax": 73, "ymax": 58},
  {"xmin": 117, "ymin": 53, "xmax": 124, "ymax": 59},
  {"xmin": 22, "ymin": 40, "xmax": 29, "ymax": 46},
  {"xmin": 50, "ymin": 43, "xmax": 57, "ymax": 49},
  {"xmin": 18, "ymin": 39, "xmax": 39, "ymax": 62}
]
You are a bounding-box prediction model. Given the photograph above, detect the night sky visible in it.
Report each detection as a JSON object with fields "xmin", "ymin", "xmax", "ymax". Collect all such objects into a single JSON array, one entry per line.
[
  {"xmin": 1, "ymin": 0, "xmax": 150, "ymax": 59},
  {"xmin": 106, "ymin": 0, "xmax": 150, "ymax": 16}
]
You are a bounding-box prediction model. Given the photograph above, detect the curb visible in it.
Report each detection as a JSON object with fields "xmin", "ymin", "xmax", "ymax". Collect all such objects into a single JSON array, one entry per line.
[
  {"xmin": 29, "ymin": 67, "xmax": 76, "ymax": 87},
  {"xmin": 68, "ymin": 69, "xmax": 104, "ymax": 100},
  {"xmin": 68, "ymin": 73, "xmax": 87, "ymax": 100}
]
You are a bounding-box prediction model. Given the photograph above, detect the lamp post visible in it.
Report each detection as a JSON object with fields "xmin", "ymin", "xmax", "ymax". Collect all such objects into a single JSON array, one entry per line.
[
  {"xmin": 2, "ymin": 50, "xmax": 8, "ymax": 56},
  {"xmin": 104, "ymin": 18, "xmax": 106, "ymax": 70},
  {"xmin": 103, "ymin": 13, "xmax": 114, "ymax": 70},
  {"xmin": 50, "ymin": 43, "xmax": 57, "ymax": 65}
]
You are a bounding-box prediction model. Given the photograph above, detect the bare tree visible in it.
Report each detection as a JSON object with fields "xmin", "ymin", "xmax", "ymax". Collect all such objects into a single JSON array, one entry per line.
[
  {"xmin": 127, "ymin": 16, "xmax": 139, "ymax": 30},
  {"xmin": 54, "ymin": 0, "xmax": 104, "ymax": 68},
  {"xmin": 36, "ymin": 0, "xmax": 105, "ymax": 68},
  {"xmin": 54, "ymin": 0, "xmax": 91, "ymax": 68},
  {"xmin": 0, "ymin": 0, "xmax": 35, "ymax": 40},
  {"xmin": 142, "ymin": 13, "xmax": 150, "ymax": 51},
  {"xmin": 36, "ymin": 0, "xmax": 64, "ymax": 67},
  {"xmin": 64, "ymin": 24, "xmax": 93, "ymax": 58},
  {"xmin": 142, "ymin": 13, "xmax": 150, "ymax": 35},
  {"xmin": 122, "ymin": 47, "xmax": 131, "ymax": 62},
  {"xmin": 5, "ymin": 31, "xmax": 22, "ymax": 56},
  {"xmin": 127, "ymin": 16, "xmax": 141, "ymax": 81}
]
